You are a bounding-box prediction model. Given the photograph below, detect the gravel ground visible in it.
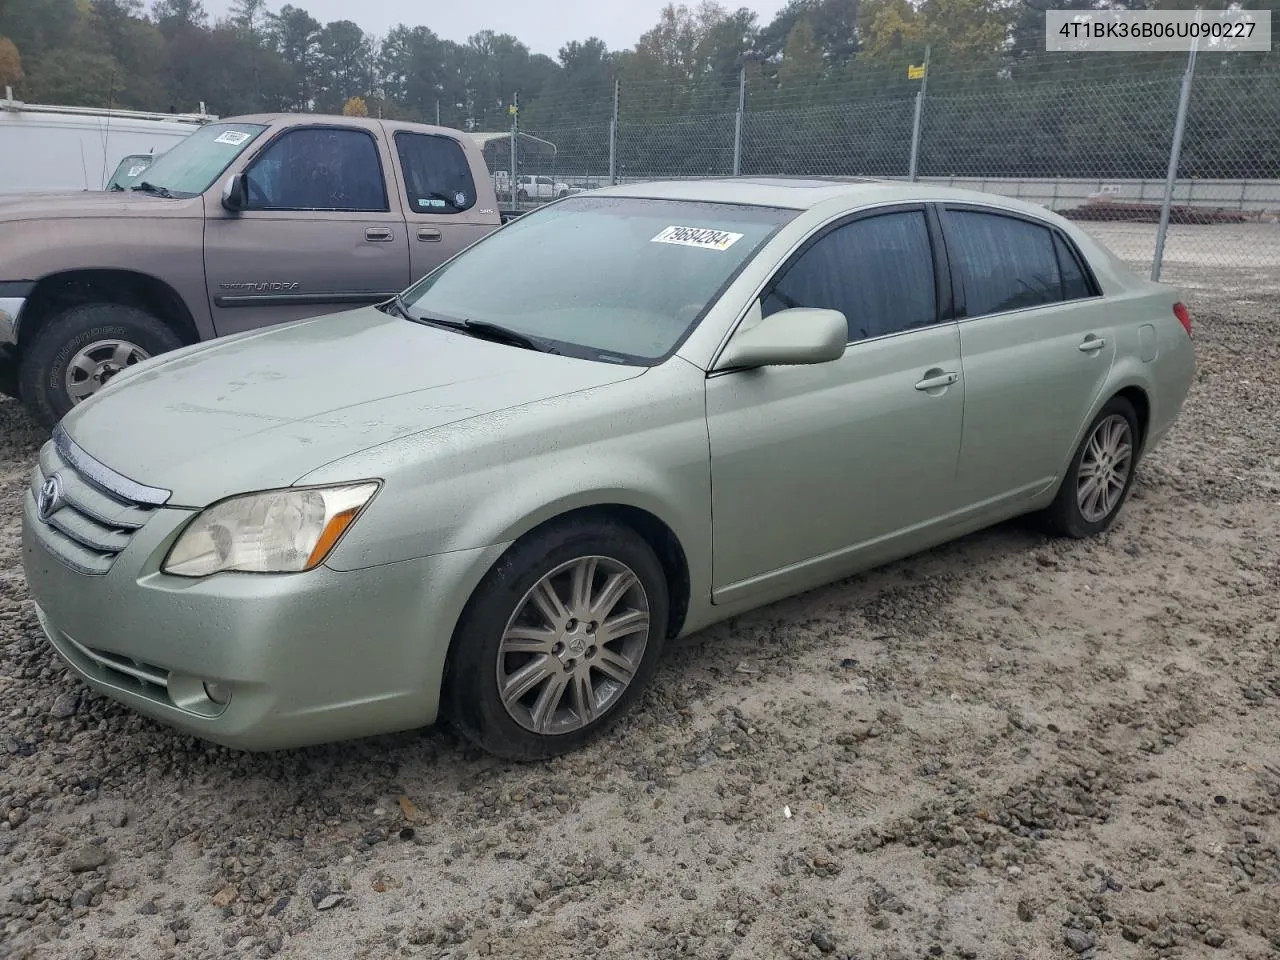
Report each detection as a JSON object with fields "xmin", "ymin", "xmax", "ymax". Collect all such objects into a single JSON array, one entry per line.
[{"xmin": 2, "ymin": 282, "xmax": 1278, "ymax": 960}]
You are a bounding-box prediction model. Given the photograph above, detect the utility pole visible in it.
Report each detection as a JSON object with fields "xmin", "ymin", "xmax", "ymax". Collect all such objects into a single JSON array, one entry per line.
[
  {"xmin": 609, "ymin": 78, "xmax": 619, "ymax": 186},
  {"xmin": 908, "ymin": 44, "xmax": 931, "ymax": 182},
  {"xmin": 732, "ymin": 67, "xmax": 745, "ymax": 176}
]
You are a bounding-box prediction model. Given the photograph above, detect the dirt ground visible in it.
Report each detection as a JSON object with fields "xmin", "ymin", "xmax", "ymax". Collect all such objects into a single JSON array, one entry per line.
[{"xmin": 1, "ymin": 259, "xmax": 1278, "ymax": 960}]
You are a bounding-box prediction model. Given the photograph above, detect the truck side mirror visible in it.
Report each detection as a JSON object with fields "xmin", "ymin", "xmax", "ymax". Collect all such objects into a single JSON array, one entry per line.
[{"xmin": 221, "ymin": 173, "xmax": 249, "ymax": 212}]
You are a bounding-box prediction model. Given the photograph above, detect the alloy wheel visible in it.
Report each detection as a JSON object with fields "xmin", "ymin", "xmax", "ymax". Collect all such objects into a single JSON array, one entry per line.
[
  {"xmin": 1076, "ymin": 413, "xmax": 1134, "ymax": 523},
  {"xmin": 496, "ymin": 555, "xmax": 650, "ymax": 736}
]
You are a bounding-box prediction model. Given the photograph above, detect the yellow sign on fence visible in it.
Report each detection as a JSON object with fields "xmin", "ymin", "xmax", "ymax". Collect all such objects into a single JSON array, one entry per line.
[{"xmin": 908, "ymin": 64, "xmax": 926, "ymax": 80}]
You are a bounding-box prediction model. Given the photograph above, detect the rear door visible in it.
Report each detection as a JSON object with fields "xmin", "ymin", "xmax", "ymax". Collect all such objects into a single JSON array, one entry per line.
[
  {"xmin": 940, "ymin": 204, "xmax": 1116, "ymax": 509},
  {"xmin": 388, "ymin": 128, "xmax": 501, "ymax": 284},
  {"xmin": 204, "ymin": 124, "xmax": 411, "ymax": 336}
]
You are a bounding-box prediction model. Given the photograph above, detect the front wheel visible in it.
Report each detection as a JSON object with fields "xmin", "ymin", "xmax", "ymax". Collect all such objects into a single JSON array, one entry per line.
[
  {"xmin": 1043, "ymin": 396, "xmax": 1141, "ymax": 538},
  {"xmin": 18, "ymin": 302, "xmax": 184, "ymax": 428},
  {"xmin": 444, "ymin": 518, "xmax": 669, "ymax": 760}
]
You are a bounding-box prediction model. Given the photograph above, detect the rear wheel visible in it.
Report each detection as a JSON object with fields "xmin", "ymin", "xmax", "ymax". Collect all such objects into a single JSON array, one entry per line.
[
  {"xmin": 1043, "ymin": 396, "xmax": 1140, "ymax": 538},
  {"xmin": 18, "ymin": 302, "xmax": 183, "ymax": 428},
  {"xmin": 444, "ymin": 517, "xmax": 668, "ymax": 760}
]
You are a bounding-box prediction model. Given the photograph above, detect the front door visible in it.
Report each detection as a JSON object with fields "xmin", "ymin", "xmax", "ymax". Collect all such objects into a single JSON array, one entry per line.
[
  {"xmin": 706, "ymin": 207, "xmax": 965, "ymax": 603},
  {"xmin": 204, "ymin": 125, "xmax": 411, "ymax": 336}
]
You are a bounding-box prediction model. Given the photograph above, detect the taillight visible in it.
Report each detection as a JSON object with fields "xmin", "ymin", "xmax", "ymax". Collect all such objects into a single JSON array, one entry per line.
[{"xmin": 1173, "ymin": 302, "xmax": 1192, "ymax": 338}]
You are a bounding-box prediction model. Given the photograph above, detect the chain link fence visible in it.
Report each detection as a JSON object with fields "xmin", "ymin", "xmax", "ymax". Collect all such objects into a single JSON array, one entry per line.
[{"xmin": 488, "ymin": 52, "xmax": 1279, "ymax": 289}]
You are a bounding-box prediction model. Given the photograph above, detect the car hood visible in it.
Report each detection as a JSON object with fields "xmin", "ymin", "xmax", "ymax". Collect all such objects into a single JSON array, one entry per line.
[
  {"xmin": 0, "ymin": 190, "xmax": 199, "ymax": 222},
  {"xmin": 60, "ymin": 307, "xmax": 645, "ymax": 506}
]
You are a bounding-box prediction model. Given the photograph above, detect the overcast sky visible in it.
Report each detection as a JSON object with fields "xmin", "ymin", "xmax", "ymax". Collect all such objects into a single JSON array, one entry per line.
[{"xmin": 202, "ymin": 0, "xmax": 792, "ymax": 57}]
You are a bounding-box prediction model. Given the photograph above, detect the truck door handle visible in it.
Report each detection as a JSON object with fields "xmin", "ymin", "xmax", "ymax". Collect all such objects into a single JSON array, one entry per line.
[
  {"xmin": 417, "ymin": 228, "xmax": 442, "ymax": 242},
  {"xmin": 1078, "ymin": 336, "xmax": 1107, "ymax": 353},
  {"xmin": 365, "ymin": 227, "xmax": 394, "ymax": 242},
  {"xmin": 914, "ymin": 370, "xmax": 958, "ymax": 392}
]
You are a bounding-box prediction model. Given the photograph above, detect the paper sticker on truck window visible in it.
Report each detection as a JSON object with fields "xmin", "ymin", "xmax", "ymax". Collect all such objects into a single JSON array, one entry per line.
[
  {"xmin": 650, "ymin": 225, "xmax": 744, "ymax": 251},
  {"xmin": 214, "ymin": 130, "xmax": 252, "ymax": 146}
]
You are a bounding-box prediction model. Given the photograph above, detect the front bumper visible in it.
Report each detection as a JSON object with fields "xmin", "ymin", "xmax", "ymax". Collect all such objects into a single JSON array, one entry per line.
[{"xmin": 23, "ymin": 487, "xmax": 506, "ymax": 751}]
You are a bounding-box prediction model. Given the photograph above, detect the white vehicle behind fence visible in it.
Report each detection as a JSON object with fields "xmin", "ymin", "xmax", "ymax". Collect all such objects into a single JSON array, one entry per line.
[
  {"xmin": 0, "ymin": 89, "xmax": 214, "ymax": 194},
  {"xmin": 492, "ymin": 171, "xmax": 577, "ymax": 201}
]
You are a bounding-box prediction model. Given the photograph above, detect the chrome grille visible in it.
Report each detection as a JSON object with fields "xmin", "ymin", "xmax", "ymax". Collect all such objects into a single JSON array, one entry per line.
[{"xmin": 30, "ymin": 426, "xmax": 170, "ymax": 575}]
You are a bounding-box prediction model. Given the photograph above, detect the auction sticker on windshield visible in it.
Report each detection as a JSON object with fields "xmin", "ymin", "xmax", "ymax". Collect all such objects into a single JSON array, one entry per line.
[
  {"xmin": 214, "ymin": 131, "xmax": 252, "ymax": 146},
  {"xmin": 651, "ymin": 225, "xmax": 744, "ymax": 251}
]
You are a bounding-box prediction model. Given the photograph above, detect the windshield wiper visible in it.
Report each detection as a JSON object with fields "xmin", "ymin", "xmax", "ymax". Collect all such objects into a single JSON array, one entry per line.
[
  {"xmin": 108, "ymin": 183, "xmax": 125, "ymax": 192},
  {"xmin": 415, "ymin": 314, "xmax": 557, "ymax": 354},
  {"xmin": 463, "ymin": 320, "xmax": 557, "ymax": 353},
  {"xmin": 130, "ymin": 180, "xmax": 174, "ymax": 198}
]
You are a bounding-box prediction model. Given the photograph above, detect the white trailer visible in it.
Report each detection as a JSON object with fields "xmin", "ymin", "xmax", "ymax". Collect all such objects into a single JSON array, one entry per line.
[{"xmin": 0, "ymin": 88, "xmax": 215, "ymax": 194}]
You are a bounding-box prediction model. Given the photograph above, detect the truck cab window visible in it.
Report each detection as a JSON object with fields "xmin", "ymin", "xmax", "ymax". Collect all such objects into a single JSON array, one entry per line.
[
  {"xmin": 245, "ymin": 128, "xmax": 388, "ymax": 212},
  {"xmin": 394, "ymin": 132, "xmax": 478, "ymax": 213}
]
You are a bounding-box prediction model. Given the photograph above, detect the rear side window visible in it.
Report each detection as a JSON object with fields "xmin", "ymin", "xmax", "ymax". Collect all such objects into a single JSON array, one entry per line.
[
  {"xmin": 395, "ymin": 132, "xmax": 478, "ymax": 214},
  {"xmin": 763, "ymin": 209, "xmax": 937, "ymax": 342},
  {"xmin": 945, "ymin": 210, "xmax": 1064, "ymax": 317},
  {"xmin": 245, "ymin": 128, "xmax": 388, "ymax": 212},
  {"xmin": 1054, "ymin": 233, "xmax": 1096, "ymax": 300}
]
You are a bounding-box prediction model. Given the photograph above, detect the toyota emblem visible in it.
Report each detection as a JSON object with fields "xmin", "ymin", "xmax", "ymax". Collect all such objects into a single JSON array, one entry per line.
[{"xmin": 37, "ymin": 473, "xmax": 63, "ymax": 523}]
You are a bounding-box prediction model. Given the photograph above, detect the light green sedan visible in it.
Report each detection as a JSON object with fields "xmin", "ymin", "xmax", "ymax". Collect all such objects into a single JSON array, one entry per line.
[{"xmin": 22, "ymin": 178, "xmax": 1195, "ymax": 759}]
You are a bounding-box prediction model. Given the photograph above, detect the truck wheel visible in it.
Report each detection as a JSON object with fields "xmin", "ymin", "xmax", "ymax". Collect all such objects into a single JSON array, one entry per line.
[
  {"xmin": 517, "ymin": 189, "xmax": 529, "ymax": 201},
  {"xmin": 18, "ymin": 302, "xmax": 183, "ymax": 428}
]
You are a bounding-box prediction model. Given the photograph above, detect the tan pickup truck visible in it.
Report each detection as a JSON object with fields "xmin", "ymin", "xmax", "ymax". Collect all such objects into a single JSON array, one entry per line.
[{"xmin": 0, "ymin": 113, "xmax": 507, "ymax": 427}]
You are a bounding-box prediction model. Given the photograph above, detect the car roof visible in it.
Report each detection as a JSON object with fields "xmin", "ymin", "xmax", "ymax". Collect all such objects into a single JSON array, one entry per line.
[{"xmin": 592, "ymin": 176, "xmax": 1056, "ymax": 218}]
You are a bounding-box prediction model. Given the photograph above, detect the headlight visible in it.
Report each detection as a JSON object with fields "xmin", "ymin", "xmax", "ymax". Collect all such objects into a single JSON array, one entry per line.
[{"xmin": 162, "ymin": 482, "xmax": 379, "ymax": 577}]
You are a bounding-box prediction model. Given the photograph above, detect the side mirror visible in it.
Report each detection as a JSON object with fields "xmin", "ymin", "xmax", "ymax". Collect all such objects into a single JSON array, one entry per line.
[
  {"xmin": 713, "ymin": 306, "xmax": 848, "ymax": 371},
  {"xmin": 221, "ymin": 173, "xmax": 249, "ymax": 212}
]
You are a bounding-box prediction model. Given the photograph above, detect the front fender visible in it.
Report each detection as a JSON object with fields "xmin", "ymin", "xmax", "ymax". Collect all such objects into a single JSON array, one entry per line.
[
  {"xmin": 0, "ymin": 211, "xmax": 212, "ymax": 341},
  {"xmin": 306, "ymin": 361, "xmax": 714, "ymax": 614}
]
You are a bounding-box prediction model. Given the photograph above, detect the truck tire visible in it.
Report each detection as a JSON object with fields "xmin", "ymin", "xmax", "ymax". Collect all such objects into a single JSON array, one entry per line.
[{"xmin": 18, "ymin": 302, "xmax": 184, "ymax": 428}]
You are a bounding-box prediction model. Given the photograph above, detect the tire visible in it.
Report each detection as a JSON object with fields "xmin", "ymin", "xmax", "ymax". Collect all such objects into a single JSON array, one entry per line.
[
  {"xmin": 517, "ymin": 189, "xmax": 529, "ymax": 201},
  {"xmin": 1043, "ymin": 396, "xmax": 1141, "ymax": 539},
  {"xmin": 557, "ymin": 190, "xmax": 569, "ymax": 199},
  {"xmin": 444, "ymin": 517, "xmax": 669, "ymax": 761},
  {"xmin": 18, "ymin": 302, "xmax": 184, "ymax": 428}
]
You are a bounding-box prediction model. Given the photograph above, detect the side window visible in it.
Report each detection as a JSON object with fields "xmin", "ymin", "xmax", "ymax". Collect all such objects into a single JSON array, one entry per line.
[
  {"xmin": 538, "ymin": 176, "xmax": 553, "ymax": 186},
  {"xmin": 762, "ymin": 210, "xmax": 937, "ymax": 342},
  {"xmin": 245, "ymin": 128, "xmax": 387, "ymax": 212},
  {"xmin": 1053, "ymin": 232, "xmax": 1096, "ymax": 301},
  {"xmin": 945, "ymin": 210, "xmax": 1063, "ymax": 317},
  {"xmin": 394, "ymin": 132, "xmax": 478, "ymax": 214}
]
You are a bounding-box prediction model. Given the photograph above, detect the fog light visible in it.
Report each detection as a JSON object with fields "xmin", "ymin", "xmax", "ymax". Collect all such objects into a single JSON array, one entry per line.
[{"xmin": 203, "ymin": 681, "xmax": 231, "ymax": 705}]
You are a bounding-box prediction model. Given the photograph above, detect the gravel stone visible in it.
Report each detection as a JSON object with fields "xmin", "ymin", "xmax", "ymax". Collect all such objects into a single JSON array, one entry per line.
[
  {"xmin": 67, "ymin": 845, "xmax": 108, "ymax": 873},
  {"xmin": 1064, "ymin": 928, "xmax": 1096, "ymax": 953},
  {"xmin": 810, "ymin": 928, "xmax": 837, "ymax": 953}
]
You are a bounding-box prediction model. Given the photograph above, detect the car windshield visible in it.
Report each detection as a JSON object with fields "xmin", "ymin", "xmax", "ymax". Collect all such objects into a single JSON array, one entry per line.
[
  {"xmin": 401, "ymin": 195, "xmax": 796, "ymax": 363},
  {"xmin": 106, "ymin": 154, "xmax": 154, "ymax": 190},
  {"xmin": 127, "ymin": 121, "xmax": 268, "ymax": 198}
]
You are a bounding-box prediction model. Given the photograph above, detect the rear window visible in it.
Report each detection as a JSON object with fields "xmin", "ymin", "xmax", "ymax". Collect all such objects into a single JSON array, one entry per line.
[
  {"xmin": 944, "ymin": 210, "xmax": 1065, "ymax": 317},
  {"xmin": 394, "ymin": 132, "xmax": 478, "ymax": 214}
]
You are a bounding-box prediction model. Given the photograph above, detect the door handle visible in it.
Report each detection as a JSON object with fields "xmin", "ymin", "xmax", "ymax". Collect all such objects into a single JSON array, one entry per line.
[
  {"xmin": 364, "ymin": 227, "xmax": 394, "ymax": 242},
  {"xmin": 914, "ymin": 370, "xmax": 959, "ymax": 391},
  {"xmin": 417, "ymin": 228, "xmax": 442, "ymax": 242},
  {"xmin": 1078, "ymin": 336, "xmax": 1106, "ymax": 353}
]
